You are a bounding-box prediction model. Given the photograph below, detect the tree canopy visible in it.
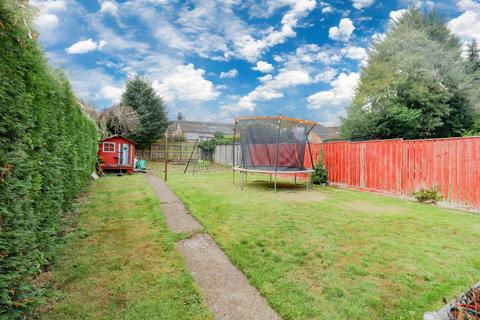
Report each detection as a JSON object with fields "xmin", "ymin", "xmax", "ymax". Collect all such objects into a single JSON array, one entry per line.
[
  {"xmin": 121, "ymin": 76, "xmax": 169, "ymax": 148},
  {"xmin": 341, "ymin": 9, "xmax": 478, "ymax": 140}
]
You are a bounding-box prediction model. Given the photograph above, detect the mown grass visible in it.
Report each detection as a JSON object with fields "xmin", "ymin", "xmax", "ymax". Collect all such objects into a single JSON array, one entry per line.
[
  {"xmin": 40, "ymin": 174, "xmax": 211, "ymax": 320},
  {"xmin": 162, "ymin": 163, "xmax": 480, "ymax": 320}
]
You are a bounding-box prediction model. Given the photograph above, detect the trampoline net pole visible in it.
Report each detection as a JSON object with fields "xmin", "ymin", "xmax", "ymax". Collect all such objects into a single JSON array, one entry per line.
[
  {"xmin": 306, "ymin": 135, "xmax": 314, "ymax": 170},
  {"xmin": 274, "ymin": 118, "xmax": 282, "ymax": 191},
  {"xmin": 232, "ymin": 122, "xmax": 237, "ymax": 184}
]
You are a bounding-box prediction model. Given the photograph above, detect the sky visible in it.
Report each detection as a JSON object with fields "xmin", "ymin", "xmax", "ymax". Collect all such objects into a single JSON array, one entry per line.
[{"xmin": 30, "ymin": 0, "xmax": 480, "ymax": 126}]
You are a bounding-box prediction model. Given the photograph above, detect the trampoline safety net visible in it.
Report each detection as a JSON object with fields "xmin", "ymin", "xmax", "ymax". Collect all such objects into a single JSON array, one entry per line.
[{"xmin": 235, "ymin": 117, "xmax": 316, "ymax": 172}]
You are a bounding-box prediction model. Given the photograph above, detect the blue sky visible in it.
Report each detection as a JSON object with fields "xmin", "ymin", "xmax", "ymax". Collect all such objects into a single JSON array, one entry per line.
[{"xmin": 31, "ymin": 0, "xmax": 480, "ymax": 126}]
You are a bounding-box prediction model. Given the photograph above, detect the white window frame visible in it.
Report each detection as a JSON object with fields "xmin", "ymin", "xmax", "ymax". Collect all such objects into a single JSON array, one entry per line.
[{"xmin": 102, "ymin": 142, "xmax": 116, "ymax": 153}]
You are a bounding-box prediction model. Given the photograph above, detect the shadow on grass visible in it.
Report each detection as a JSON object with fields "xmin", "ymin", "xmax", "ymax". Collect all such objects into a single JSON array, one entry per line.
[{"xmin": 241, "ymin": 179, "xmax": 309, "ymax": 192}]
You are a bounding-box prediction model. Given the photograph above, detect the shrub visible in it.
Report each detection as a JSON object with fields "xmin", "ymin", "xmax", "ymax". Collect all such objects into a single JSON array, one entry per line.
[
  {"xmin": 311, "ymin": 159, "xmax": 328, "ymax": 185},
  {"xmin": 0, "ymin": 2, "xmax": 98, "ymax": 317},
  {"xmin": 198, "ymin": 131, "xmax": 227, "ymax": 157},
  {"xmin": 413, "ymin": 188, "xmax": 443, "ymax": 204}
]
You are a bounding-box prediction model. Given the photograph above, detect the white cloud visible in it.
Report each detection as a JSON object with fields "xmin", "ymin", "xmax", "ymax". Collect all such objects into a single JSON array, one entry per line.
[
  {"xmin": 100, "ymin": 1, "xmax": 118, "ymax": 15},
  {"xmin": 307, "ymin": 72, "xmax": 360, "ymax": 109},
  {"xmin": 322, "ymin": 6, "xmax": 333, "ymax": 13},
  {"xmin": 31, "ymin": 0, "xmax": 66, "ymax": 11},
  {"xmin": 264, "ymin": 0, "xmax": 316, "ymax": 47},
  {"xmin": 457, "ymin": 0, "xmax": 480, "ymax": 11},
  {"xmin": 66, "ymin": 39, "xmax": 106, "ymax": 54},
  {"xmin": 31, "ymin": 0, "xmax": 66, "ymax": 32},
  {"xmin": 448, "ymin": 0, "xmax": 480, "ymax": 44},
  {"xmin": 258, "ymin": 74, "xmax": 273, "ymax": 82},
  {"xmin": 371, "ymin": 32, "xmax": 386, "ymax": 43},
  {"xmin": 341, "ymin": 45, "xmax": 368, "ymax": 66},
  {"xmin": 389, "ymin": 9, "xmax": 407, "ymax": 22},
  {"xmin": 65, "ymin": 67, "xmax": 124, "ymax": 106},
  {"xmin": 329, "ymin": 18, "xmax": 355, "ymax": 41},
  {"xmin": 219, "ymin": 69, "xmax": 239, "ymax": 78},
  {"xmin": 252, "ymin": 61, "xmax": 274, "ymax": 73},
  {"xmin": 36, "ymin": 13, "xmax": 59, "ymax": 29},
  {"xmin": 232, "ymin": 35, "xmax": 267, "ymax": 62},
  {"xmin": 313, "ymin": 69, "xmax": 338, "ymax": 83},
  {"xmin": 352, "ymin": 0, "xmax": 375, "ymax": 10},
  {"xmin": 152, "ymin": 64, "xmax": 220, "ymax": 102},
  {"xmin": 98, "ymin": 86, "xmax": 122, "ymax": 103},
  {"xmin": 164, "ymin": 0, "xmax": 316, "ymax": 63},
  {"xmin": 319, "ymin": 1, "xmax": 334, "ymax": 13},
  {"xmin": 236, "ymin": 66, "xmax": 314, "ymax": 110}
]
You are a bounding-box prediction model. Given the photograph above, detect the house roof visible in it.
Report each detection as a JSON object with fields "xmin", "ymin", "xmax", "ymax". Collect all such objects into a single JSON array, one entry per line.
[
  {"xmin": 172, "ymin": 120, "xmax": 234, "ymax": 135},
  {"xmin": 100, "ymin": 135, "xmax": 137, "ymax": 144},
  {"xmin": 311, "ymin": 125, "xmax": 340, "ymax": 141},
  {"xmin": 169, "ymin": 119, "xmax": 339, "ymax": 140},
  {"xmin": 236, "ymin": 116, "xmax": 317, "ymax": 126}
]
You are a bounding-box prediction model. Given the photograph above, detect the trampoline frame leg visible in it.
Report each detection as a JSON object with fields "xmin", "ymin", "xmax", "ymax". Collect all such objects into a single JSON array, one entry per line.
[
  {"xmin": 241, "ymin": 171, "xmax": 244, "ymax": 191},
  {"xmin": 274, "ymin": 173, "xmax": 277, "ymax": 191}
]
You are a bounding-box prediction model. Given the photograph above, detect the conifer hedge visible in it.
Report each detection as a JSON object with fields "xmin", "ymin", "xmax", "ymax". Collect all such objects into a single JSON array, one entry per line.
[{"xmin": 0, "ymin": 2, "xmax": 98, "ymax": 317}]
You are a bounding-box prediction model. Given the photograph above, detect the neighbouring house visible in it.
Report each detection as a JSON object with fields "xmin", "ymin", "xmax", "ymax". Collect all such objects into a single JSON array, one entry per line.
[
  {"xmin": 169, "ymin": 120, "xmax": 235, "ymax": 141},
  {"xmin": 169, "ymin": 119, "xmax": 339, "ymax": 142},
  {"xmin": 309, "ymin": 125, "xmax": 341, "ymax": 143},
  {"xmin": 98, "ymin": 135, "xmax": 136, "ymax": 173}
]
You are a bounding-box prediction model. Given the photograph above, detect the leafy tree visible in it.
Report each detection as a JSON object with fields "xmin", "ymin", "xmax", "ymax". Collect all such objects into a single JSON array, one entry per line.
[
  {"xmin": 465, "ymin": 40, "xmax": 480, "ymax": 116},
  {"xmin": 341, "ymin": 9, "xmax": 476, "ymax": 140},
  {"xmin": 467, "ymin": 39, "xmax": 480, "ymax": 73},
  {"xmin": 121, "ymin": 76, "xmax": 169, "ymax": 148}
]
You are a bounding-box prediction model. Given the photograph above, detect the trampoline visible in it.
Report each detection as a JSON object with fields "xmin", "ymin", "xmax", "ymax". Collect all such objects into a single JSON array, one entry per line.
[{"xmin": 232, "ymin": 116, "xmax": 317, "ymax": 190}]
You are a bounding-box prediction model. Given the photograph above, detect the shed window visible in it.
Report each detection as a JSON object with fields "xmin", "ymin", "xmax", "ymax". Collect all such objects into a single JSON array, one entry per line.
[{"xmin": 103, "ymin": 142, "xmax": 115, "ymax": 152}]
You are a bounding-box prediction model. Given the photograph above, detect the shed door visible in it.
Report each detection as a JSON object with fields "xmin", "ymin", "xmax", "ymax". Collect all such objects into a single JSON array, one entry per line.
[{"xmin": 120, "ymin": 143, "xmax": 130, "ymax": 165}]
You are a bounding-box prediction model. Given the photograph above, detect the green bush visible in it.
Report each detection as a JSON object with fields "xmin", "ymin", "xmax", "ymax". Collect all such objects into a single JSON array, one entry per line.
[
  {"xmin": 0, "ymin": 2, "xmax": 98, "ymax": 317},
  {"xmin": 198, "ymin": 131, "xmax": 227, "ymax": 155},
  {"xmin": 311, "ymin": 159, "xmax": 328, "ymax": 185},
  {"xmin": 413, "ymin": 188, "xmax": 443, "ymax": 204}
]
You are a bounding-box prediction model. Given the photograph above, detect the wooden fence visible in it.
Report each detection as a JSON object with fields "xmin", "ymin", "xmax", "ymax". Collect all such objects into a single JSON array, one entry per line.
[
  {"xmin": 136, "ymin": 140, "xmax": 200, "ymax": 161},
  {"xmin": 213, "ymin": 144, "xmax": 242, "ymax": 165},
  {"xmin": 136, "ymin": 141, "xmax": 241, "ymax": 164},
  {"xmin": 308, "ymin": 137, "xmax": 480, "ymax": 209}
]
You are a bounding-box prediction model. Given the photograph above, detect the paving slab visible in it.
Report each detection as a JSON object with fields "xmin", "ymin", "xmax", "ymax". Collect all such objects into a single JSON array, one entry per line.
[
  {"xmin": 146, "ymin": 174, "xmax": 281, "ymax": 320},
  {"xmin": 146, "ymin": 174, "xmax": 202, "ymax": 232},
  {"xmin": 177, "ymin": 234, "xmax": 281, "ymax": 320}
]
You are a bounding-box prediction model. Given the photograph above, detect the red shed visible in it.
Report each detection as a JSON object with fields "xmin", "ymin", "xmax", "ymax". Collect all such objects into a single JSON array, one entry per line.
[{"xmin": 98, "ymin": 135, "xmax": 136, "ymax": 174}]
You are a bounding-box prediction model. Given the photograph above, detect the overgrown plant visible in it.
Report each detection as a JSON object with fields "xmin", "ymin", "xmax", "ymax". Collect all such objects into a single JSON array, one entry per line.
[
  {"xmin": 0, "ymin": 2, "xmax": 97, "ymax": 317},
  {"xmin": 198, "ymin": 131, "xmax": 226, "ymax": 158},
  {"xmin": 311, "ymin": 157, "xmax": 328, "ymax": 185},
  {"xmin": 413, "ymin": 188, "xmax": 443, "ymax": 204},
  {"xmin": 101, "ymin": 103, "xmax": 140, "ymax": 136}
]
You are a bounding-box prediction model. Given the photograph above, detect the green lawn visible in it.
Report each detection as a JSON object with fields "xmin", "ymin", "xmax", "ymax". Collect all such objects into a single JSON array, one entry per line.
[
  {"xmin": 41, "ymin": 174, "xmax": 211, "ymax": 320},
  {"xmin": 163, "ymin": 163, "xmax": 480, "ymax": 320}
]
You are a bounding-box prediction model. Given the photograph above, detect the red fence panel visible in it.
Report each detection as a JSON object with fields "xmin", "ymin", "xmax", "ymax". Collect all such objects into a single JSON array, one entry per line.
[{"xmin": 315, "ymin": 136, "xmax": 480, "ymax": 210}]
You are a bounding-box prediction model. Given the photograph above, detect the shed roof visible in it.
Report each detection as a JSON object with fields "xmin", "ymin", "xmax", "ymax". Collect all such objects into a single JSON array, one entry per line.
[{"xmin": 100, "ymin": 135, "xmax": 136, "ymax": 144}]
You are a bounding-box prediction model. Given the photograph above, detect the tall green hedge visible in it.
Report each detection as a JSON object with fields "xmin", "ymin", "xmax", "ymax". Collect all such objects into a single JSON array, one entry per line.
[{"xmin": 0, "ymin": 2, "xmax": 98, "ymax": 317}]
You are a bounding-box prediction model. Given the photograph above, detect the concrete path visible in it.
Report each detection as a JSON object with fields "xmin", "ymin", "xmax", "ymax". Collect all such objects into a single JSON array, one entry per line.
[
  {"xmin": 147, "ymin": 175, "xmax": 203, "ymax": 232},
  {"xmin": 147, "ymin": 174, "xmax": 281, "ymax": 320}
]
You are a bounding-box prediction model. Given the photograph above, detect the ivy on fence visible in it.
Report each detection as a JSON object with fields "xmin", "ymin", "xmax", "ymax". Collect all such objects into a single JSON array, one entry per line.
[{"xmin": 0, "ymin": 2, "xmax": 98, "ymax": 317}]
